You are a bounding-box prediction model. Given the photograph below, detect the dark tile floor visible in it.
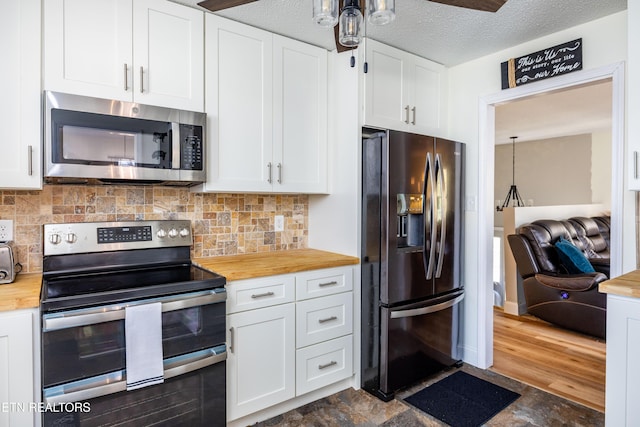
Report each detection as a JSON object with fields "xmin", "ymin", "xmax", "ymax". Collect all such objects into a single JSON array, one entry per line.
[{"xmin": 255, "ymin": 365, "xmax": 604, "ymax": 426}]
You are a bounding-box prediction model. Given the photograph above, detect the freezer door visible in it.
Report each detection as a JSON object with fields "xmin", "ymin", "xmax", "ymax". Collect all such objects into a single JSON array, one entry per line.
[{"xmin": 379, "ymin": 291, "xmax": 463, "ymax": 395}]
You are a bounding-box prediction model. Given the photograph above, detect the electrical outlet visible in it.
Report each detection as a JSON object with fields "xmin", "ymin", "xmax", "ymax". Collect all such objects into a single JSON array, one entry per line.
[
  {"xmin": 0, "ymin": 220, "xmax": 14, "ymax": 242},
  {"xmin": 274, "ymin": 215, "xmax": 284, "ymax": 232}
]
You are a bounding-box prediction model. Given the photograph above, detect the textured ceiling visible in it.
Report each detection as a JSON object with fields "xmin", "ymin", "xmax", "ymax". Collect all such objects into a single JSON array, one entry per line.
[{"xmin": 172, "ymin": 0, "xmax": 626, "ymax": 66}]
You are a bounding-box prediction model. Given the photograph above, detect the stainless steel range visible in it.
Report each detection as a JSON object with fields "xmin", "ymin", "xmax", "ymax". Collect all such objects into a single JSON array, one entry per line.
[{"xmin": 40, "ymin": 220, "xmax": 226, "ymax": 427}]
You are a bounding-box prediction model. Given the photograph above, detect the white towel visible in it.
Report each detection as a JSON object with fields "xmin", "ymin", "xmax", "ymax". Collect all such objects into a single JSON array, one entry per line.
[{"xmin": 125, "ymin": 302, "xmax": 164, "ymax": 391}]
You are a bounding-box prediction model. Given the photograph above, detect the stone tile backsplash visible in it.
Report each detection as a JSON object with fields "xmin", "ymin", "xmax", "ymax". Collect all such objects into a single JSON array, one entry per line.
[{"xmin": 0, "ymin": 186, "xmax": 308, "ymax": 273}]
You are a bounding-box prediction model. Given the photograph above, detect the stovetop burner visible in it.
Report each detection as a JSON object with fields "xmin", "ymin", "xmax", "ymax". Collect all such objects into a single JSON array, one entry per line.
[{"xmin": 41, "ymin": 220, "xmax": 225, "ymax": 312}]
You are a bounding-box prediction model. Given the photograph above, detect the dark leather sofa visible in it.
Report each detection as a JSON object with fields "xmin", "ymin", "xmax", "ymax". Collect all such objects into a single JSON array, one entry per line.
[{"xmin": 507, "ymin": 216, "xmax": 610, "ymax": 339}]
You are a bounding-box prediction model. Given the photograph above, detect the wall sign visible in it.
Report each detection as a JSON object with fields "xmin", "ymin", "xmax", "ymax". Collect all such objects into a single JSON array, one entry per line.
[{"xmin": 501, "ymin": 38, "xmax": 583, "ymax": 89}]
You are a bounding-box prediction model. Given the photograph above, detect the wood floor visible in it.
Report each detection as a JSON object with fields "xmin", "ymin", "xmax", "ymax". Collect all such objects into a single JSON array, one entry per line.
[{"xmin": 491, "ymin": 308, "xmax": 606, "ymax": 412}]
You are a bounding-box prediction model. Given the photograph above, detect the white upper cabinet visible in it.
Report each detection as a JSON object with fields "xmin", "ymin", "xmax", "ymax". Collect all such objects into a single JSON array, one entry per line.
[
  {"xmin": 203, "ymin": 15, "xmax": 274, "ymax": 193},
  {"xmin": 364, "ymin": 39, "xmax": 446, "ymax": 135},
  {"xmin": 273, "ymin": 35, "xmax": 328, "ymax": 194},
  {"xmin": 44, "ymin": 0, "xmax": 204, "ymax": 112},
  {"xmin": 200, "ymin": 15, "xmax": 328, "ymax": 194},
  {"xmin": 0, "ymin": 0, "xmax": 42, "ymax": 189}
]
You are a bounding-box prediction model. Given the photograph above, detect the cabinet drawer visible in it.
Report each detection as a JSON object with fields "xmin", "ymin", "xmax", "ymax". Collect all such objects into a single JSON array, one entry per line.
[
  {"xmin": 296, "ymin": 292, "xmax": 353, "ymax": 348},
  {"xmin": 227, "ymin": 275, "xmax": 295, "ymax": 314},
  {"xmin": 296, "ymin": 266, "xmax": 353, "ymax": 300},
  {"xmin": 296, "ymin": 335, "xmax": 353, "ymax": 396}
]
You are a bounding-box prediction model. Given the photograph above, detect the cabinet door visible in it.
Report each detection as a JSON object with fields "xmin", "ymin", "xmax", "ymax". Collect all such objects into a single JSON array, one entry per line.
[
  {"xmin": 0, "ymin": 0, "xmax": 42, "ymax": 189},
  {"xmin": 408, "ymin": 56, "xmax": 446, "ymax": 135},
  {"xmin": 227, "ymin": 304, "xmax": 295, "ymax": 421},
  {"xmin": 43, "ymin": 0, "xmax": 132, "ymax": 101},
  {"xmin": 363, "ymin": 39, "xmax": 408, "ymax": 132},
  {"xmin": 273, "ymin": 35, "xmax": 328, "ymax": 193},
  {"xmin": 0, "ymin": 310, "xmax": 37, "ymax": 427},
  {"xmin": 203, "ymin": 15, "xmax": 273, "ymax": 193},
  {"xmin": 133, "ymin": 0, "xmax": 204, "ymax": 111}
]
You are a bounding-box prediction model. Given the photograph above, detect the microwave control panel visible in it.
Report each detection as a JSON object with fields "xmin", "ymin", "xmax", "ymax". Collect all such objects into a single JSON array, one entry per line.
[{"xmin": 180, "ymin": 124, "xmax": 203, "ymax": 171}]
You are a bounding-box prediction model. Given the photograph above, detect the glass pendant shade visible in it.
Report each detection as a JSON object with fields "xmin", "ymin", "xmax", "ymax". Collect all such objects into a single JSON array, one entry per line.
[
  {"xmin": 312, "ymin": 0, "xmax": 338, "ymax": 28},
  {"xmin": 338, "ymin": 3, "xmax": 363, "ymax": 47},
  {"xmin": 368, "ymin": 0, "xmax": 395, "ymax": 25}
]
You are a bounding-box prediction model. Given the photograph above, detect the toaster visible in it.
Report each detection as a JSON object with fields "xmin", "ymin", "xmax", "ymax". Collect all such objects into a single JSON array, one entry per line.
[{"xmin": 0, "ymin": 241, "xmax": 20, "ymax": 284}]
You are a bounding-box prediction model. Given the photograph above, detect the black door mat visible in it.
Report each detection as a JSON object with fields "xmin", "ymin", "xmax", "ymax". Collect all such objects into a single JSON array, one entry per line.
[{"xmin": 404, "ymin": 371, "xmax": 520, "ymax": 427}]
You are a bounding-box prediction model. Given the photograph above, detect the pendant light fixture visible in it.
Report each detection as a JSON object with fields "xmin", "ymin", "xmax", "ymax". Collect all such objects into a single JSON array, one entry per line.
[
  {"xmin": 339, "ymin": 0, "xmax": 364, "ymax": 47},
  {"xmin": 368, "ymin": 0, "xmax": 396, "ymax": 26},
  {"xmin": 496, "ymin": 136, "xmax": 525, "ymax": 212},
  {"xmin": 312, "ymin": 0, "xmax": 339, "ymax": 28}
]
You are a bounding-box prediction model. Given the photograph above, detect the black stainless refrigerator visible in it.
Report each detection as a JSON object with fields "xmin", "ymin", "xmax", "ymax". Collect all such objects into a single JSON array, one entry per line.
[{"xmin": 361, "ymin": 128, "xmax": 464, "ymax": 401}]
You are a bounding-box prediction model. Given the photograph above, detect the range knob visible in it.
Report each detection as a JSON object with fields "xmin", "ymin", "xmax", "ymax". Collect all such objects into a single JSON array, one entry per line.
[
  {"xmin": 65, "ymin": 233, "xmax": 77, "ymax": 244},
  {"xmin": 157, "ymin": 229, "xmax": 167, "ymax": 239},
  {"xmin": 49, "ymin": 233, "xmax": 62, "ymax": 245},
  {"xmin": 179, "ymin": 228, "xmax": 190, "ymax": 238},
  {"xmin": 168, "ymin": 228, "xmax": 178, "ymax": 238}
]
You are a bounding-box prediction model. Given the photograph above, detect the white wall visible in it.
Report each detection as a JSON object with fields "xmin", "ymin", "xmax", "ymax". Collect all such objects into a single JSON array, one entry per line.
[
  {"xmin": 592, "ymin": 130, "xmax": 613, "ymax": 210},
  {"xmin": 447, "ymin": 11, "xmax": 629, "ymax": 368}
]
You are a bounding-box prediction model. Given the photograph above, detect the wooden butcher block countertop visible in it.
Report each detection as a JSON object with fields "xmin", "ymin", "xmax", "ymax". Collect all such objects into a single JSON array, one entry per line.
[
  {"xmin": 0, "ymin": 273, "xmax": 42, "ymax": 312},
  {"xmin": 600, "ymin": 269, "xmax": 640, "ymax": 298},
  {"xmin": 194, "ymin": 248, "xmax": 359, "ymax": 282}
]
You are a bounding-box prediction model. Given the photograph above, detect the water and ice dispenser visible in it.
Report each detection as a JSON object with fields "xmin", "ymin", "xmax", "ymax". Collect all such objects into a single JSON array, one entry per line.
[{"xmin": 397, "ymin": 194, "xmax": 424, "ymax": 248}]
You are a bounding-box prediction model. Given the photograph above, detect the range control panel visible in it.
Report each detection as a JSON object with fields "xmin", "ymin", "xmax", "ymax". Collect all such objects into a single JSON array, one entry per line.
[{"xmin": 44, "ymin": 220, "xmax": 192, "ymax": 256}]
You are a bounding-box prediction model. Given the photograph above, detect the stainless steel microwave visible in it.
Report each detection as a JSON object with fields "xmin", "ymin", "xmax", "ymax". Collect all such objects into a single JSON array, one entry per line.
[{"xmin": 44, "ymin": 91, "xmax": 206, "ymax": 186}]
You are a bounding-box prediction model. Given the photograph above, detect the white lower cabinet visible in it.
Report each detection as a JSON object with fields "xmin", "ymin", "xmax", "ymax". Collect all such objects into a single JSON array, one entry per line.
[
  {"xmin": 227, "ymin": 303, "xmax": 296, "ymax": 421},
  {"xmin": 0, "ymin": 308, "xmax": 39, "ymax": 427},
  {"xmin": 226, "ymin": 266, "xmax": 355, "ymax": 423}
]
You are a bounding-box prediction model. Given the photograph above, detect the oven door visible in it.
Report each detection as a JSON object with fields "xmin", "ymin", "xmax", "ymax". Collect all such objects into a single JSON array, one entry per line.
[{"xmin": 41, "ymin": 289, "xmax": 226, "ymax": 425}]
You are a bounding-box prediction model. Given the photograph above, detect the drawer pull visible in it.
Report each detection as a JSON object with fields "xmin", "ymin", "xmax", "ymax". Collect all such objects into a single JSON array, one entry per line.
[
  {"xmin": 251, "ymin": 291, "xmax": 275, "ymax": 299},
  {"xmin": 318, "ymin": 316, "xmax": 338, "ymax": 324},
  {"xmin": 318, "ymin": 361, "xmax": 337, "ymax": 370},
  {"xmin": 318, "ymin": 281, "xmax": 338, "ymax": 287}
]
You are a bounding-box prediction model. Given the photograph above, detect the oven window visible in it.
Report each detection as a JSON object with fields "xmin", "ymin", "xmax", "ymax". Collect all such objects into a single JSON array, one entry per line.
[
  {"xmin": 42, "ymin": 302, "xmax": 225, "ymax": 388},
  {"xmin": 51, "ymin": 108, "xmax": 173, "ymax": 169}
]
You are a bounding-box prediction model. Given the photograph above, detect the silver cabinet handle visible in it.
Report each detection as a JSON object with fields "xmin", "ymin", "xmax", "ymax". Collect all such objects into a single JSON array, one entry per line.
[
  {"xmin": 635, "ymin": 151, "xmax": 639, "ymax": 179},
  {"xmin": 27, "ymin": 145, "xmax": 33, "ymax": 176},
  {"xmin": 411, "ymin": 106, "xmax": 416, "ymax": 125},
  {"xmin": 318, "ymin": 361, "xmax": 337, "ymax": 370},
  {"xmin": 318, "ymin": 316, "xmax": 337, "ymax": 324},
  {"xmin": 267, "ymin": 162, "xmax": 272, "ymax": 183},
  {"xmin": 124, "ymin": 63, "xmax": 128, "ymax": 91},
  {"xmin": 277, "ymin": 163, "xmax": 282, "ymax": 184},
  {"xmin": 140, "ymin": 66, "xmax": 144, "ymax": 93},
  {"xmin": 319, "ymin": 281, "xmax": 338, "ymax": 287},
  {"xmin": 404, "ymin": 105, "xmax": 410, "ymax": 124},
  {"xmin": 229, "ymin": 327, "xmax": 234, "ymax": 353},
  {"xmin": 251, "ymin": 291, "xmax": 274, "ymax": 299}
]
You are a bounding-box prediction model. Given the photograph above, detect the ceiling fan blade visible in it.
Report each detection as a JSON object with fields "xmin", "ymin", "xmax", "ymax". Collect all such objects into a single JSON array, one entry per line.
[
  {"xmin": 428, "ymin": 0, "xmax": 508, "ymax": 13},
  {"xmin": 197, "ymin": 0, "xmax": 259, "ymax": 13}
]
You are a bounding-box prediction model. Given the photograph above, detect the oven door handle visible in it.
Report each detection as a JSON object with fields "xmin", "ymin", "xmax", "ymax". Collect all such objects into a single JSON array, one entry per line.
[
  {"xmin": 42, "ymin": 289, "xmax": 226, "ymax": 332},
  {"xmin": 44, "ymin": 345, "xmax": 227, "ymax": 405}
]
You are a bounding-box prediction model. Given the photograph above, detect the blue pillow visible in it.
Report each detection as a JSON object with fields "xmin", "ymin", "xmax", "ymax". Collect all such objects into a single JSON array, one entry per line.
[{"xmin": 554, "ymin": 238, "xmax": 595, "ymax": 274}]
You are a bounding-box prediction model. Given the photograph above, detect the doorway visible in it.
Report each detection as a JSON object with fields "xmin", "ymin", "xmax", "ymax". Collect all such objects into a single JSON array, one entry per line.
[{"xmin": 476, "ymin": 62, "xmax": 625, "ymax": 369}]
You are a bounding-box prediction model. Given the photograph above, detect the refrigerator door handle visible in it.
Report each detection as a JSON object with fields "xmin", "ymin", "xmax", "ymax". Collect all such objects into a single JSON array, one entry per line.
[
  {"xmin": 435, "ymin": 153, "xmax": 447, "ymax": 278},
  {"xmin": 424, "ymin": 153, "xmax": 436, "ymax": 280},
  {"xmin": 389, "ymin": 293, "xmax": 464, "ymax": 319}
]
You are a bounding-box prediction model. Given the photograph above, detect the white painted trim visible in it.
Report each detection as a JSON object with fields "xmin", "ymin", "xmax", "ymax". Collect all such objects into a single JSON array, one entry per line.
[{"xmin": 477, "ymin": 62, "xmax": 626, "ymax": 369}]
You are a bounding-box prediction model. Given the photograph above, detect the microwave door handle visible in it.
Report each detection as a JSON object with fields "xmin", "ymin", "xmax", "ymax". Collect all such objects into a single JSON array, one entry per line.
[
  {"xmin": 171, "ymin": 122, "xmax": 181, "ymax": 168},
  {"xmin": 42, "ymin": 289, "xmax": 226, "ymax": 331}
]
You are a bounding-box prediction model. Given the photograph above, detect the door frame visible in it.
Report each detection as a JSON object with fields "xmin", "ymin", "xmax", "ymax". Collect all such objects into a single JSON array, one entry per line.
[{"xmin": 476, "ymin": 62, "xmax": 625, "ymax": 368}]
